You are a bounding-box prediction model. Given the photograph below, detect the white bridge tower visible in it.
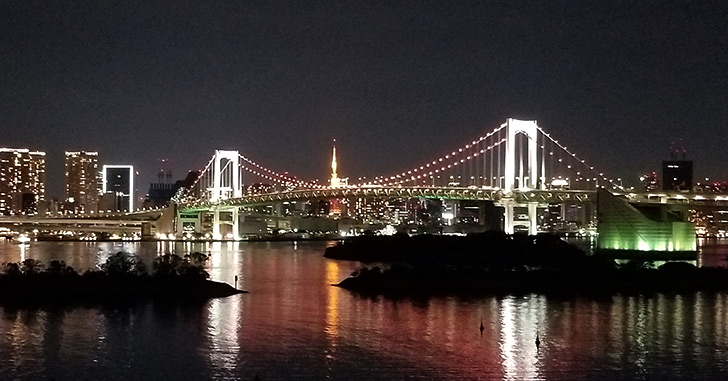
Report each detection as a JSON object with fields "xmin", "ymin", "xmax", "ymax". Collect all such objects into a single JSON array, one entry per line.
[
  {"xmin": 210, "ymin": 150, "xmax": 242, "ymax": 240},
  {"xmin": 502, "ymin": 118, "xmax": 543, "ymax": 235}
]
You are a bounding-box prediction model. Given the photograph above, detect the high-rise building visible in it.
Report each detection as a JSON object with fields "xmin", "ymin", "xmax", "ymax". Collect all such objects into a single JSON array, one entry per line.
[
  {"xmin": 662, "ymin": 160, "xmax": 693, "ymax": 191},
  {"xmin": 640, "ymin": 171, "xmax": 659, "ymax": 192},
  {"xmin": 101, "ymin": 165, "xmax": 134, "ymax": 212},
  {"xmin": 0, "ymin": 148, "xmax": 46, "ymax": 215},
  {"xmin": 145, "ymin": 170, "xmax": 200, "ymax": 207},
  {"xmin": 65, "ymin": 151, "xmax": 100, "ymax": 213}
]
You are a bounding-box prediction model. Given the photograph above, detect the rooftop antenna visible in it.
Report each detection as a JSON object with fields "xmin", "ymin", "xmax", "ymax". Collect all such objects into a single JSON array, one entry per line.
[
  {"xmin": 158, "ymin": 158, "xmax": 172, "ymax": 183},
  {"xmin": 669, "ymin": 139, "xmax": 686, "ymax": 161}
]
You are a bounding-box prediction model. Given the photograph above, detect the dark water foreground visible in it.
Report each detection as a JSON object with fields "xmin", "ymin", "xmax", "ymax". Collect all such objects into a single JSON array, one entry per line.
[{"xmin": 2, "ymin": 240, "xmax": 728, "ymax": 379}]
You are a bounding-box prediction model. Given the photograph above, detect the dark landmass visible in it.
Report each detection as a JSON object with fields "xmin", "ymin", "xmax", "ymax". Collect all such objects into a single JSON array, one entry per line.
[
  {"xmin": 0, "ymin": 252, "xmax": 245, "ymax": 305},
  {"xmin": 326, "ymin": 232, "xmax": 724, "ymax": 296},
  {"xmin": 325, "ymin": 232, "xmax": 586, "ymax": 268}
]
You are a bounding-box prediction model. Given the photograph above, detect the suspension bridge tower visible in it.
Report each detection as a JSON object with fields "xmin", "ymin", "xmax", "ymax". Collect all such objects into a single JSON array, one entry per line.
[
  {"xmin": 502, "ymin": 118, "xmax": 543, "ymax": 235},
  {"xmin": 210, "ymin": 150, "xmax": 242, "ymax": 240}
]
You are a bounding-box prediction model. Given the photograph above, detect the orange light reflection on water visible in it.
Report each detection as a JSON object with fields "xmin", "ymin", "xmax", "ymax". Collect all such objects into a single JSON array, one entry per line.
[{"xmin": 324, "ymin": 259, "xmax": 343, "ymax": 369}]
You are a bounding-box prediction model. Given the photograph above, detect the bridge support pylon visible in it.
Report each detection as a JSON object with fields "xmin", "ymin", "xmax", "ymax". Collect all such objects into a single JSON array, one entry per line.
[
  {"xmin": 175, "ymin": 207, "xmax": 203, "ymax": 237},
  {"xmin": 212, "ymin": 206, "xmax": 241, "ymax": 240},
  {"xmin": 503, "ymin": 200, "xmax": 539, "ymax": 235},
  {"xmin": 528, "ymin": 203, "xmax": 537, "ymax": 235}
]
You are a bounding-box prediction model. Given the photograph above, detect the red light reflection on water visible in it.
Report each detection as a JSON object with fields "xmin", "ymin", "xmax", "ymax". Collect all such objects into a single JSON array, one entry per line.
[{"xmin": 3, "ymin": 240, "xmax": 728, "ymax": 378}]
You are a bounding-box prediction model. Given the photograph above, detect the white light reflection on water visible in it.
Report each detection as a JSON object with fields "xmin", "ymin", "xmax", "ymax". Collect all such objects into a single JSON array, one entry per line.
[
  {"xmin": 499, "ymin": 296, "xmax": 543, "ymax": 380},
  {"xmin": 19, "ymin": 243, "xmax": 26, "ymax": 262},
  {"xmin": 692, "ymin": 293, "xmax": 703, "ymax": 344},
  {"xmin": 634, "ymin": 296, "xmax": 647, "ymax": 375},
  {"xmin": 499, "ymin": 296, "xmax": 516, "ymax": 376},
  {"xmin": 207, "ymin": 295, "xmax": 243, "ymax": 375},
  {"xmin": 210, "ymin": 242, "xmax": 223, "ymax": 280}
]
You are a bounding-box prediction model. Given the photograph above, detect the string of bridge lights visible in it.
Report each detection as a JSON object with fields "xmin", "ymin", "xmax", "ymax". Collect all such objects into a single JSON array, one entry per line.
[
  {"xmin": 182, "ymin": 121, "xmax": 624, "ymax": 200},
  {"xmin": 536, "ymin": 126, "xmax": 625, "ymax": 191},
  {"xmin": 359, "ymin": 125, "xmax": 508, "ymax": 187},
  {"xmin": 239, "ymin": 164, "xmax": 323, "ymax": 189},
  {"xmin": 176, "ymin": 155, "xmax": 216, "ymax": 201},
  {"xmin": 239, "ymin": 155, "xmax": 325, "ymax": 189},
  {"xmin": 180, "ymin": 153, "xmax": 323, "ymax": 201},
  {"xmin": 238, "ymin": 154, "xmax": 324, "ymax": 189},
  {"xmin": 355, "ymin": 123, "xmax": 625, "ymax": 190},
  {"xmin": 374, "ymin": 138, "xmax": 508, "ymax": 187}
]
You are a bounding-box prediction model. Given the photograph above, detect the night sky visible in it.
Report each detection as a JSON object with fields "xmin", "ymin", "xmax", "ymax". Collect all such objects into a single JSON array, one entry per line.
[{"xmin": 2, "ymin": 1, "xmax": 727, "ymax": 198}]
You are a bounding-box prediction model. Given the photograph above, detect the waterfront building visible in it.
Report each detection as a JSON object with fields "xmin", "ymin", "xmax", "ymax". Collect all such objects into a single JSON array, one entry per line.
[
  {"xmin": 37, "ymin": 198, "xmax": 61, "ymax": 216},
  {"xmin": 596, "ymin": 189, "xmax": 696, "ymax": 258},
  {"xmin": 146, "ymin": 169, "xmax": 175, "ymax": 208},
  {"xmin": 640, "ymin": 171, "xmax": 659, "ymax": 191},
  {"xmin": 65, "ymin": 151, "xmax": 100, "ymax": 213},
  {"xmin": 0, "ymin": 148, "xmax": 46, "ymax": 215},
  {"xmin": 145, "ymin": 170, "xmax": 200, "ymax": 207},
  {"xmin": 101, "ymin": 165, "xmax": 134, "ymax": 212},
  {"xmin": 662, "ymin": 160, "xmax": 693, "ymax": 191},
  {"xmin": 146, "ymin": 183, "xmax": 176, "ymax": 208}
]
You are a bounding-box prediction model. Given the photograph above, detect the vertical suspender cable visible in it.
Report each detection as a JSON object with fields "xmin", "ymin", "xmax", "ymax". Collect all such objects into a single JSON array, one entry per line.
[
  {"xmin": 495, "ymin": 130, "xmax": 501, "ymax": 188},
  {"xmin": 540, "ymin": 132, "xmax": 545, "ymax": 190},
  {"xmin": 518, "ymin": 134, "xmax": 523, "ymax": 189}
]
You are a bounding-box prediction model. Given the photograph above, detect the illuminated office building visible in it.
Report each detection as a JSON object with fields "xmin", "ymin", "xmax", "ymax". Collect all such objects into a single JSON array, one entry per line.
[
  {"xmin": 640, "ymin": 171, "xmax": 659, "ymax": 192},
  {"xmin": 65, "ymin": 151, "xmax": 100, "ymax": 213},
  {"xmin": 662, "ymin": 160, "xmax": 693, "ymax": 191},
  {"xmin": 101, "ymin": 165, "xmax": 134, "ymax": 212},
  {"xmin": 0, "ymin": 148, "xmax": 46, "ymax": 215}
]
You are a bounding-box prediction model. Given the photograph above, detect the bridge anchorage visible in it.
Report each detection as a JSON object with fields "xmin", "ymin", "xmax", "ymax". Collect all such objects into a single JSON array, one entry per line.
[{"xmin": 170, "ymin": 118, "xmax": 628, "ymax": 240}]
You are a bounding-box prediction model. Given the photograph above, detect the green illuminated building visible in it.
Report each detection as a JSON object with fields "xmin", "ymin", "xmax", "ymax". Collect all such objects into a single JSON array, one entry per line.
[{"xmin": 596, "ymin": 190, "xmax": 696, "ymax": 259}]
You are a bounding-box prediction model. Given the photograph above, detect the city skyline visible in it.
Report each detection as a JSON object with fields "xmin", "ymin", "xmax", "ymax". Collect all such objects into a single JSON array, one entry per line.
[{"xmin": 2, "ymin": 2, "xmax": 727, "ymax": 197}]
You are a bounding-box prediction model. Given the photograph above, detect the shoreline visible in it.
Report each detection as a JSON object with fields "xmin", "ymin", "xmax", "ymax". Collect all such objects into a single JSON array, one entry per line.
[{"xmin": 4, "ymin": 236, "xmax": 342, "ymax": 243}]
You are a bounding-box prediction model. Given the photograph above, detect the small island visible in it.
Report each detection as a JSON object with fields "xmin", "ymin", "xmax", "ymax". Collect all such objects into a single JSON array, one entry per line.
[
  {"xmin": 0, "ymin": 252, "xmax": 245, "ymax": 304},
  {"xmin": 325, "ymin": 232, "xmax": 728, "ymax": 295}
]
